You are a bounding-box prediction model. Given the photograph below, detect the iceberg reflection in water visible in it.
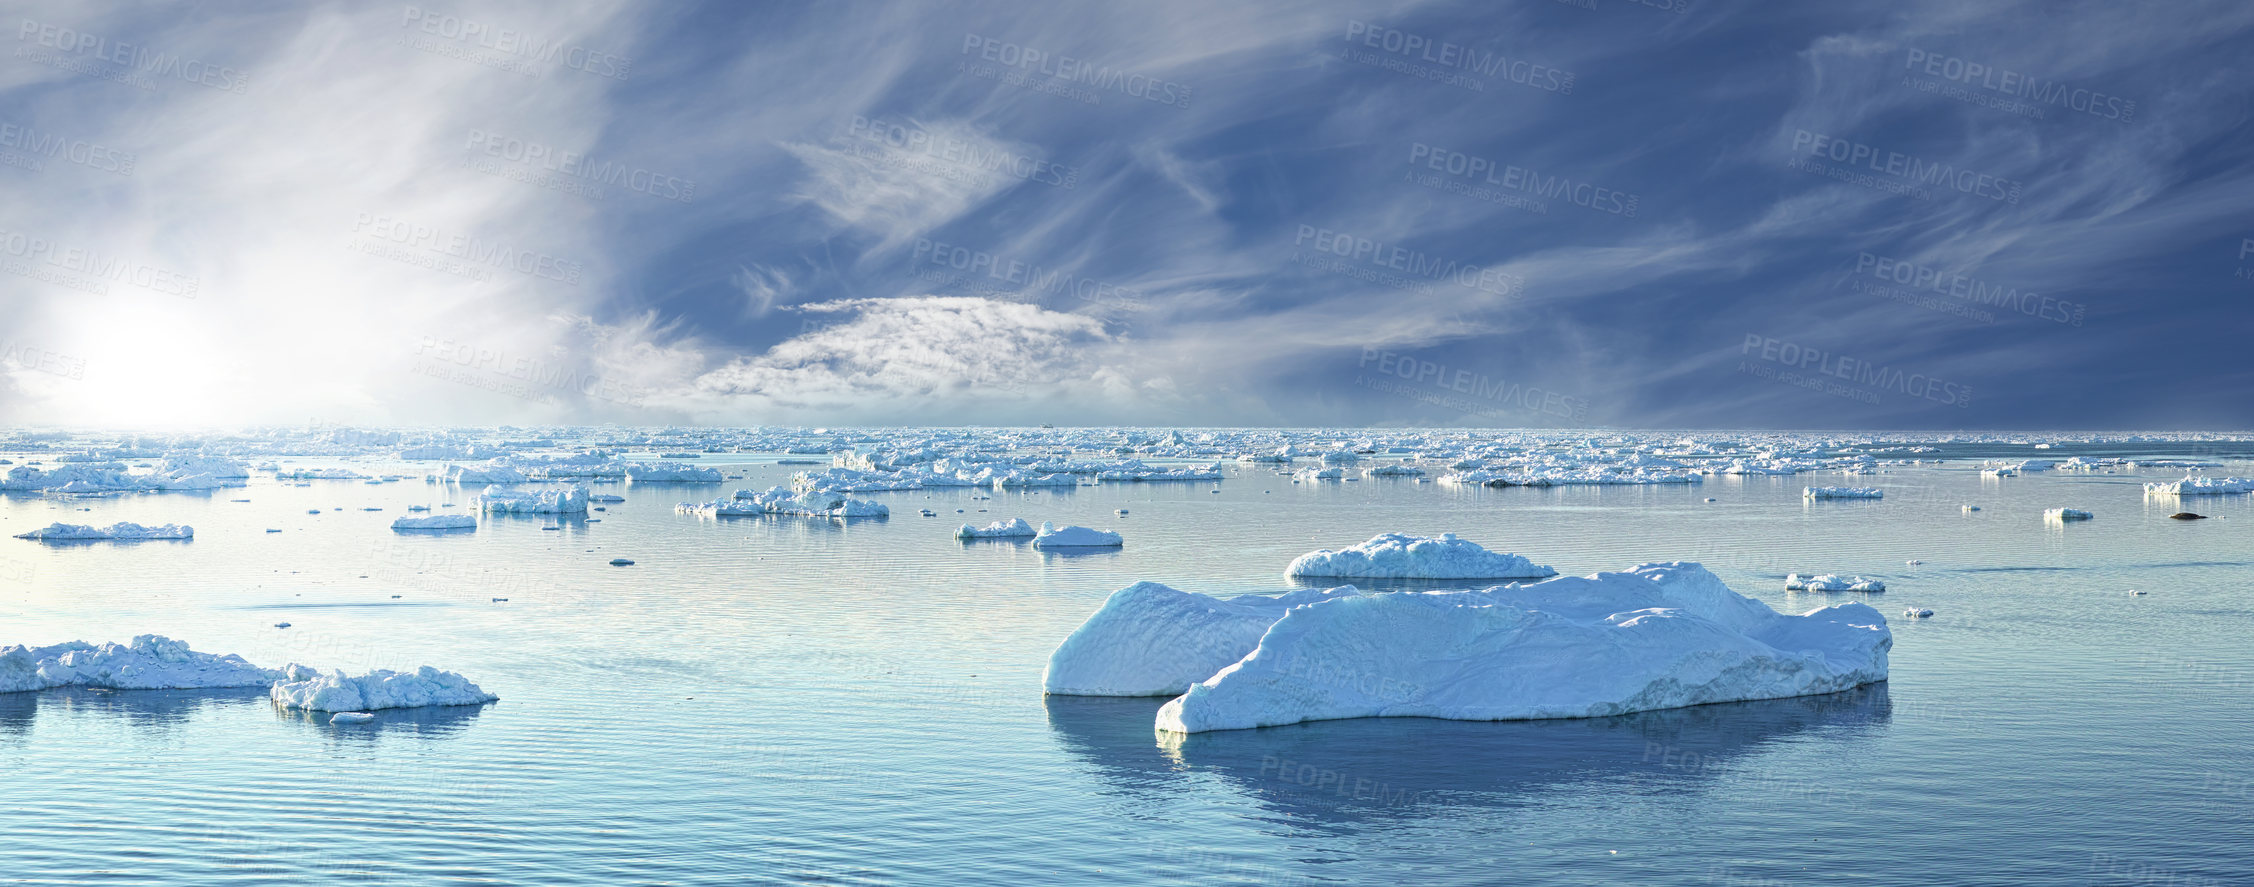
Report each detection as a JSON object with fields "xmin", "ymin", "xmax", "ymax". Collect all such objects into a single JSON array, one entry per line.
[{"xmin": 1047, "ymin": 683, "xmax": 1892, "ymax": 817}]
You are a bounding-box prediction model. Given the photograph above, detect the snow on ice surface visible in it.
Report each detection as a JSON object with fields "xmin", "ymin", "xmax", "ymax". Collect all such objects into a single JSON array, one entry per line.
[
  {"xmin": 2144, "ymin": 476, "xmax": 2254, "ymax": 496},
  {"xmin": 1033, "ymin": 522, "xmax": 1122, "ymax": 548},
  {"xmin": 1043, "ymin": 583, "xmax": 1361, "ymax": 696},
  {"xmin": 476, "ymin": 485, "xmax": 591, "ymax": 514},
  {"xmin": 1286, "ymin": 533, "xmax": 1555, "ymax": 580},
  {"xmin": 0, "ymin": 635, "xmax": 278, "ymax": 692},
  {"xmin": 1151, "ymin": 563, "xmax": 1892, "ymax": 733},
  {"xmin": 270, "ymin": 665, "xmax": 498, "ymax": 712},
  {"xmin": 1805, "ymin": 487, "xmax": 1883, "ymax": 499},
  {"xmin": 392, "ymin": 515, "xmax": 476, "ymax": 530},
  {"xmin": 956, "ymin": 518, "xmax": 1036, "ymax": 539},
  {"xmin": 14, "ymin": 522, "xmax": 193, "ymax": 541}
]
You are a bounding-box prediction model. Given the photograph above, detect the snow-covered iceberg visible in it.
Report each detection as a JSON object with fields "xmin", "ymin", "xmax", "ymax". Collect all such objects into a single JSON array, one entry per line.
[
  {"xmin": 0, "ymin": 635, "xmax": 278, "ymax": 692},
  {"xmin": 476, "ymin": 485, "xmax": 590, "ymax": 514},
  {"xmin": 391, "ymin": 515, "xmax": 476, "ymax": 531},
  {"xmin": 1043, "ymin": 582, "xmax": 1361, "ymax": 696},
  {"xmin": 1033, "ymin": 523, "xmax": 1123, "ymax": 548},
  {"xmin": 1285, "ymin": 533, "xmax": 1554, "ymax": 581},
  {"xmin": 2144, "ymin": 476, "xmax": 2254, "ymax": 496},
  {"xmin": 1804, "ymin": 487, "xmax": 1882, "ymax": 500},
  {"xmin": 956, "ymin": 518, "xmax": 1036, "ymax": 539},
  {"xmin": 13, "ymin": 522, "xmax": 193, "ymax": 541},
  {"xmin": 270, "ymin": 665, "xmax": 498, "ymax": 711},
  {"xmin": 1786, "ymin": 573, "xmax": 1884, "ymax": 592},
  {"xmin": 1145, "ymin": 562, "xmax": 1890, "ymax": 733}
]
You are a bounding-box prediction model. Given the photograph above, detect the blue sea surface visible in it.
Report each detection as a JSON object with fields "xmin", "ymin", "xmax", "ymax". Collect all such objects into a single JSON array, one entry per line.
[{"xmin": 2, "ymin": 445, "xmax": 2250, "ymax": 885}]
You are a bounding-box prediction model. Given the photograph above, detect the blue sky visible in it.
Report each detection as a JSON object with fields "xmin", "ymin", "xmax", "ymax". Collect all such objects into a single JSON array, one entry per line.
[{"xmin": 3, "ymin": 0, "xmax": 2251, "ymax": 429}]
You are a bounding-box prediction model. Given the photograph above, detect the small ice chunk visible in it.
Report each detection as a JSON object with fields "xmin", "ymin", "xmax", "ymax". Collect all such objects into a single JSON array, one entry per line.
[
  {"xmin": 330, "ymin": 712, "xmax": 376, "ymax": 724},
  {"xmin": 1033, "ymin": 522, "xmax": 1123, "ymax": 548},
  {"xmin": 1902, "ymin": 608, "xmax": 1934, "ymax": 618},
  {"xmin": 1804, "ymin": 487, "xmax": 1882, "ymax": 500},
  {"xmin": 270, "ymin": 665, "xmax": 498, "ymax": 711},
  {"xmin": 956, "ymin": 518, "xmax": 1036, "ymax": 539},
  {"xmin": 609, "ymin": 558, "xmax": 635, "ymax": 566},
  {"xmin": 2044, "ymin": 508, "xmax": 2094, "ymax": 522}
]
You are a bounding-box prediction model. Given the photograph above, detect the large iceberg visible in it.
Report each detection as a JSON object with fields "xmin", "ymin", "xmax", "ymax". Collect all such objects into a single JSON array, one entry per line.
[
  {"xmin": 1065, "ymin": 562, "xmax": 1893, "ymax": 733},
  {"xmin": 476, "ymin": 485, "xmax": 590, "ymax": 514},
  {"xmin": 1043, "ymin": 582, "xmax": 1361, "ymax": 696},
  {"xmin": 1285, "ymin": 533, "xmax": 1554, "ymax": 580},
  {"xmin": 270, "ymin": 665, "xmax": 498, "ymax": 711},
  {"xmin": 14, "ymin": 522, "xmax": 193, "ymax": 541},
  {"xmin": 0, "ymin": 635, "xmax": 279, "ymax": 692}
]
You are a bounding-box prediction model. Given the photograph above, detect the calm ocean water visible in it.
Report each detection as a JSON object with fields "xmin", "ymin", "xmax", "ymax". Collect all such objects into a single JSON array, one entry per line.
[{"xmin": 3, "ymin": 443, "xmax": 2251, "ymax": 885}]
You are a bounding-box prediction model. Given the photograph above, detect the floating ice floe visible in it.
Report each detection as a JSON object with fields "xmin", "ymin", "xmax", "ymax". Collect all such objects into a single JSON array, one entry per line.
[
  {"xmin": 1286, "ymin": 533, "xmax": 1555, "ymax": 581},
  {"xmin": 1033, "ymin": 523, "xmax": 1123, "ymax": 548},
  {"xmin": 1785, "ymin": 573, "xmax": 1884, "ymax": 592},
  {"xmin": 1293, "ymin": 467, "xmax": 1345, "ymax": 481},
  {"xmin": 270, "ymin": 665, "xmax": 498, "ymax": 712},
  {"xmin": 1804, "ymin": 487, "xmax": 1882, "ymax": 500},
  {"xmin": 2143, "ymin": 476, "xmax": 2254, "ymax": 496},
  {"xmin": 1366, "ymin": 465, "xmax": 1425, "ymax": 477},
  {"xmin": 590, "ymin": 494, "xmax": 625, "ymax": 503},
  {"xmin": 476, "ymin": 485, "xmax": 591, "ymax": 514},
  {"xmin": 391, "ymin": 515, "xmax": 476, "ymax": 531},
  {"xmin": 1962, "ymin": 505, "xmax": 1982, "ymax": 512},
  {"xmin": 624, "ymin": 462, "xmax": 724, "ymax": 483},
  {"xmin": 2044, "ymin": 508, "xmax": 2094, "ymax": 522},
  {"xmin": 1113, "ymin": 562, "xmax": 1889, "ymax": 733},
  {"xmin": 609, "ymin": 558, "xmax": 634, "ymax": 566},
  {"xmin": 0, "ymin": 635, "xmax": 278, "ymax": 692},
  {"xmin": 437, "ymin": 463, "xmax": 529, "ymax": 485},
  {"xmin": 330, "ymin": 712, "xmax": 376, "ymax": 724},
  {"xmin": 680, "ymin": 486, "xmax": 888, "ymax": 518},
  {"xmin": 13, "ymin": 522, "xmax": 193, "ymax": 541},
  {"xmin": 274, "ymin": 467, "xmax": 366, "ymax": 481},
  {"xmin": 1902, "ymin": 608, "xmax": 1934, "ymax": 619},
  {"xmin": 956, "ymin": 518, "xmax": 1037, "ymax": 539}
]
